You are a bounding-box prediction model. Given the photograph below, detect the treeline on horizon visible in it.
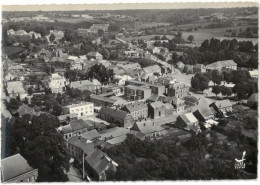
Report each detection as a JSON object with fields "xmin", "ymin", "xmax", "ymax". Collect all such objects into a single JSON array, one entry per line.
[{"xmin": 2, "ymin": 6, "xmax": 258, "ymax": 23}]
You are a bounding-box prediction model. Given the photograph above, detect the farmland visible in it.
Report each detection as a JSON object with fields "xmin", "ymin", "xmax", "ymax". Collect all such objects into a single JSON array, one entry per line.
[{"xmin": 56, "ymin": 18, "xmax": 97, "ymax": 23}]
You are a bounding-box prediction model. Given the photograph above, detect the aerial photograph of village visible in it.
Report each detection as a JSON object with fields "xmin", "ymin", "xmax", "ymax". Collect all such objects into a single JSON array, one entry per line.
[{"xmin": 1, "ymin": 1, "xmax": 258, "ymax": 182}]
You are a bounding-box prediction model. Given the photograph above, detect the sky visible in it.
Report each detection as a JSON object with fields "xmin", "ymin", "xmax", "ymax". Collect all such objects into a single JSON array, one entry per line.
[{"xmin": 2, "ymin": 1, "xmax": 258, "ymax": 11}]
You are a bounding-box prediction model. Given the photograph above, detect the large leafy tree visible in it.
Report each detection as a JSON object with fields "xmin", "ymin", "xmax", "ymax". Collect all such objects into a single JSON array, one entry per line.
[
  {"xmin": 211, "ymin": 70, "xmax": 223, "ymax": 86},
  {"xmin": 10, "ymin": 114, "xmax": 70, "ymax": 182},
  {"xmin": 191, "ymin": 73, "xmax": 210, "ymax": 93}
]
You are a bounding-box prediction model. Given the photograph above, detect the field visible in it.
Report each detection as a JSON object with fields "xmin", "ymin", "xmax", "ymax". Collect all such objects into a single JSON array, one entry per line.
[
  {"xmin": 3, "ymin": 46, "xmax": 25, "ymax": 57},
  {"xmin": 56, "ymin": 18, "xmax": 96, "ymax": 23},
  {"xmin": 182, "ymin": 26, "xmax": 258, "ymax": 46},
  {"xmin": 134, "ymin": 21, "xmax": 171, "ymax": 31},
  {"xmin": 123, "ymin": 25, "xmax": 258, "ymax": 46}
]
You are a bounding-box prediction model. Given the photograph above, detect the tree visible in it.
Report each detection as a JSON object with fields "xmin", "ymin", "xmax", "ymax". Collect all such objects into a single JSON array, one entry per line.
[
  {"xmin": 191, "ymin": 73, "xmax": 209, "ymax": 93},
  {"xmin": 52, "ymin": 104, "xmax": 63, "ymax": 116},
  {"xmin": 49, "ymin": 33, "xmax": 55, "ymax": 43},
  {"xmin": 8, "ymin": 98, "xmax": 20, "ymax": 110},
  {"xmin": 212, "ymin": 85, "xmax": 221, "ymax": 98},
  {"xmin": 187, "ymin": 35, "xmax": 194, "ymax": 43},
  {"xmin": 211, "ymin": 70, "xmax": 223, "ymax": 86},
  {"xmin": 13, "ymin": 114, "xmax": 70, "ymax": 182},
  {"xmin": 108, "ymin": 24, "xmax": 120, "ymax": 32},
  {"xmin": 28, "ymin": 87, "xmax": 34, "ymax": 95},
  {"xmin": 98, "ymin": 29, "xmax": 104, "ymax": 36}
]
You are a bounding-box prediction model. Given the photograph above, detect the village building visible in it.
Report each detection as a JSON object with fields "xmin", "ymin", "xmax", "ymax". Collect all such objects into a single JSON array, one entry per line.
[
  {"xmin": 98, "ymin": 106, "xmax": 134, "ymax": 128},
  {"xmin": 249, "ymin": 70, "xmax": 259, "ymax": 78},
  {"xmin": 209, "ymin": 99, "xmax": 233, "ymax": 114},
  {"xmin": 90, "ymin": 94, "xmax": 117, "ymax": 107},
  {"xmin": 6, "ymin": 81, "xmax": 27, "ymax": 99},
  {"xmin": 101, "ymin": 84, "xmax": 124, "ymax": 96},
  {"xmin": 158, "ymin": 96, "xmax": 186, "ymax": 114},
  {"xmin": 81, "ymin": 129, "xmax": 101, "ymax": 142},
  {"xmin": 58, "ymin": 119, "xmax": 90, "ymax": 140},
  {"xmin": 85, "ymin": 149, "xmax": 118, "ymax": 181},
  {"xmin": 67, "ymin": 136, "xmax": 95, "ymax": 160},
  {"xmin": 193, "ymin": 108, "xmax": 215, "ymax": 122},
  {"xmin": 177, "ymin": 61, "xmax": 185, "ymax": 71},
  {"xmin": 87, "ymin": 52, "xmax": 103, "ymax": 61},
  {"xmin": 63, "ymin": 102, "xmax": 94, "ymax": 118},
  {"xmin": 176, "ymin": 113, "xmax": 201, "ymax": 134},
  {"xmin": 131, "ymin": 120, "xmax": 164, "ymax": 139},
  {"xmin": 193, "ymin": 64, "xmax": 207, "ymax": 73},
  {"xmin": 48, "ymin": 73, "xmax": 68, "ymax": 93},
  {"xmin": 70, "ymin": 80, "xmax": 96, "ymax": 92},
  {"xmin": 1, "ymin": 154, "xmax": 38, "ymax": 182},
  {"xmin": 121, "ymin": 102, "xmax": 148, "ymax": 121},
  {"xmin": 17, "ymin": 104, "xmax": 35, "ymax": 117},
  {"xmin": 124, "ymin": 85, "xmax": 152, "ymax": 101},
  {"xmin": 206, "ymin": 60, "xmax": 237, "ymax": 72},
  {"xmin": 168, "ymin": 82, "xmax": 189, "ymax": 98},
  {"xmin": 58, "ymin": 113, "xmax": 78, "ymax": 124},
  {"xmin": 148, "ymin": 101, "xmax": 175, "ymax": 119}
]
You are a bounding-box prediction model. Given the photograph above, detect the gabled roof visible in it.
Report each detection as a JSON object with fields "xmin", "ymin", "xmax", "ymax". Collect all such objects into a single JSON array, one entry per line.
[
  {"xmin": 67, "ymin": 136, "xmax": 94, "ymax": 155},
  {"xmin": 170, "ymin": 82, "xmax": 187, "ymax": 89},
  {"xmin": 81, "ymin": 129, "xmax": 101, "ymax": 141},
  {"xmin": 194, "ymin": 108, "xmax": 214, "ymax": 119},
  {"xmin": 212, "ymin": 99, "xmax": 232, "ymax": 109},
  {"xmin": 143, "ymin": 65, "xmax": 161, "ymax": 74},
  {"xmin": 70, "ymin": 119, "xmax": 89, "ymax": 131},
  {"xmin": 248, "ymin": 93, "xmax": 258, "ymax": 102},
  {"xmin": 7, "ymin": 81, "xmax": 26, "ymax": 94},
  {"xmin": 87, "ymin": 52, "xmax": 102, "ymax": 57},
  {"xmin": 133, "ymin": 120, "xmax": 163, "ymax": 134},
  {"xmin": 106, "ymin": 135, "xmax": 127, "ymax": 145},
  {"xmin": 206, "ymin": 60, "xmax": 237, "ymax": 70},
  {"xmin": 122, "ymin": 102, "xmax": 148, "ymax": 113},
  {"xmin": 99, "ymin": 106, "xmax": 129, "ymax": 120},
  {"xmin": 99, "ymin": 127, "xmax": 130, "ymax": 140},
  {"xmin": 90, "ymin": 94, "xmax": 117, "ymax": 104},
  {"xmin": 179, "ymin": 113, "xmax": 198, "ymax": 124},
  {"xmin": 150, "ymin": 101, "xmax": 165, "ymax": 109},
  {"xmin": 85, "ymin": 149, "xmax": 115, "ymax": 174},
  {"xmin": 1, "ymin": 154, "xmax": 36, "ymax": 182},
  {"xmin": 17, "ymin": 104, "xmax": 35, "ymax": 116}
]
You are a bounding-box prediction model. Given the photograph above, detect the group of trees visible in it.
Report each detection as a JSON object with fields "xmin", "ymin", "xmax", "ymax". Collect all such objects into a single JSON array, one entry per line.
[
  {"xmin": 5, "ymin": 114, "xmax": 70, "ymax": 181},
  {"xmin": 212, "ymin": 85, "xmax": 232, "ymax": 98},
  {"xmin": 104, "ymin": 132, "xmax": 254, "ymax": 180},
  {"xmin": 191, "ymin": 73, "xmax": 210, "ymax": 93},
  {"xmin": 64, "ymin": 63, "xmax": 114, "ymax": 84}
]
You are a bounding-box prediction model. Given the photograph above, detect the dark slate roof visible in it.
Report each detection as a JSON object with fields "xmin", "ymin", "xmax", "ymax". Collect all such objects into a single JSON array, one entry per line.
[
  {"xmin": 194, "ymin": 108, "xmax": 214, "ymax": 118},
  {"xmin": 70, "ymin": 119, "xmax": 89, "ymax": 131},
  {"xmin": 17, "ymin": 104, "xmax": 35, "ymax": 116},
  {"xmin": 122, "ymin": 102, "xmax": 147, "ymax": 113},
  {"xmin": 85, "ymin": 149, "xmax": 113, "ymax": 174},
  {"xmin": 1, "ymin": 154, "xmax": 36, "ymax": 182},
  {"xmin": 212, "ymin": 99, "xmax": 232, "ymax": 109},
  {"xmin": 81, "ymin": 129, "xmax": 101, "ymax": 140},
  {"xmin": 99, "ymin": 106, "xmax": 128, "ymax": 120},
  {"xmin": 67, "ymin": 136, "xmax": 94, "ymax": 155},
  {"xmin": 90, "ymin": 94, "xmax": 117, "ymax": 104}
]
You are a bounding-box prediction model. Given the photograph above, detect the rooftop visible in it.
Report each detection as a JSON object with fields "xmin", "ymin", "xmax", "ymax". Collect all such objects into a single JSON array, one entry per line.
[
  {"xmin": 64, "ymin": 102, "xmax": 93, "ymax": 109},
  {"xmin": 206, "ymin": 60, "xmax": 237, "ymax": 69},
  {"xmin": 1, "ymin": 154, "xmax": 36, "ymax": 182}
]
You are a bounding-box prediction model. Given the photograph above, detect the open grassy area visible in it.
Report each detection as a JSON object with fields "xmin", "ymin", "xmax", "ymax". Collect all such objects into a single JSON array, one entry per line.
[
  {"xmin": 56, "ymin": 18, "xmax": 96, "ymax": 23},
  {"xmin": 134, "ymin": 21, "xmax": 171, "ymax": 31}
]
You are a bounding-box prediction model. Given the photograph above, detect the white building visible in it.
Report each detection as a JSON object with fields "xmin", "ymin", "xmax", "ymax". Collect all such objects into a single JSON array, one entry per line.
[
  {"xmin": 49, "ymin": 73, "xmax": 68, "ymax": 93},
  {"xmin": 63, "ymin": 102, "xmax": 94, "ymax": 118}
]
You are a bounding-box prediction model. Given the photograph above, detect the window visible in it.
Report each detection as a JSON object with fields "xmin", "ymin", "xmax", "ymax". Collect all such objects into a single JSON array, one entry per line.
[{"xmin": 27, "ymin": 177, "xmax": 30, "ymax": 182}]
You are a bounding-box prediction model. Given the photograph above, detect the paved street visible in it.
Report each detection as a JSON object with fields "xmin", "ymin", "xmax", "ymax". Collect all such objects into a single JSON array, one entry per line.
[{"xmin": 67, "ymin": 165, "xmax": 84, "ymax": 182}]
